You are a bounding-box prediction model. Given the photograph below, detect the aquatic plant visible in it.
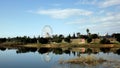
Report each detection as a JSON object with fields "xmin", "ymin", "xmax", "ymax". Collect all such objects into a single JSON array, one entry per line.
[{"xmin": 59, "ymin": 55, "xmax": 107, "ymax": 66}]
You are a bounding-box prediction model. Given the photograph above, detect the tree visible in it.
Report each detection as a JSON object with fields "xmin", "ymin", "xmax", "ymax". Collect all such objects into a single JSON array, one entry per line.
[
  {"xmin": 72, "ymin": 33, "xmax": 76, "ymax": 39},
  {"xmin": 0, "ymin": 38, "xmax": 6, "ymax": 43},
  {"xmin": 86, "ymin": 28, "xmax": 89, "ymax": 35},
  {"xmin": 86, "ymin": 28, "xmax": 92, "ymax": 43},
  {"xmin": 39, "ymin": 37, "xmax": 49, "ymax": 44},
  {"xmin": 100, "ymin": 38, "xmax": 110, "ymax": 44},
  {"xmin": 91, "ymin": 34, "xmax": 99, "ymax": 43},
  {"xmin": 77, "ymin": 32, "xmax": 80, "ymax": 38},
  {"xmin": 64, "ymin": 35, "xmax": 71, "ymax": 43},
  {"xmin": 68, "ymin": 34, "xmax": 71, "ymax": 39},
  {"xmin": 91, "ymin": 34, "xmax": 98, "ymax": 39},
  {"xmin": 31, "ymin": 37, "xmax": 37, "ymax": 43},
  {"xmin": 117, "ymin": 38, "xmax": 120, "ymax": 42},
  {"xmin": 59, "ymin": 34, "xmax": 64, "ymax": 39},
  {"xmin": 112, "ymin": 33, "xmax": 120, "ymax": 42},
  {"xmin": 87, "ymin": 37, "xmax": 92, "ymax": 43},
  {"xmin": 52, "ymin": 35, "xmax": 62, "ymax": 43}
]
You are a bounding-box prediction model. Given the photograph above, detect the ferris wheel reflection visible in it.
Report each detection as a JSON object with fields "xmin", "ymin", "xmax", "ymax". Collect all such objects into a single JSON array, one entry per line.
[
  {"xmin": 39, "ymin": 48, "xmax": 53, "ymax": 63},
  {"xmin": 43, "ymin": 52, "xmax": 52, "ymax": 62}
]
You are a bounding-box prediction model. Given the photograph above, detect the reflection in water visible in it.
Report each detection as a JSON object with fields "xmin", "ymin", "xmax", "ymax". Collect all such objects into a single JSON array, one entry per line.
[
  {"xmin": 38, "ymin": 48, "xmax": 52, "ymax": 54},
  {"xmin": 116, "ymin": 49, "xmax": 120, "ymax": 55},
  {"xmin": 38, "ymin": 48, "xmax": 53, "ymax": 62},
  {"xmin": 53, "ymin": 48, "xmax": 63, "ymax": 54},
  {"xmin": 38, "ymin": 48, "xmax": 53, "ymax": 63},
  {"xmin": 0, "ymin": 47, "xmax": 6, "ymax": 51},
  {"xmin": 16, "ymin": 47, "xmax": 37, "ymax": 54},
  {"xmin": 42, "ymin": 53, "xmax": 52, "ymax": 62},
  {"xmin": 86, "ymin": 48, "xmax": 92, "ymax": 54},
  {"xmin": 64, "ymin": 50, "xmax": 70, "ymax": 55},
  {"xmin": 0, "ymin": 47, "xmax": 120, "ymax": 56},
  {"xmin": 72, "ymin": 51, "xmax": 76, "ymax": 56},
  {"xmin": 0, "ymin": 46, "xmax": 120, "ymax": 68},
  {"xmin": 100, "ymin": 48, "xmax": 111, "ymax": 53}
]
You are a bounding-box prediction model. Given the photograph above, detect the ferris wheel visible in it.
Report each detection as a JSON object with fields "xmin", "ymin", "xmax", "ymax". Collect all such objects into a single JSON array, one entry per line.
[{"xmin": 42, "ymin": 25, "xmax": 53, "ymax": 38}]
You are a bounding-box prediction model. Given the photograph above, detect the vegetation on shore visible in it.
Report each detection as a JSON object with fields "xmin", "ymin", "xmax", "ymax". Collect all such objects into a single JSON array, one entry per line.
[
  {"xmin": 0, "ymin": 29, "xmax": 120, "ymax": 48},
  {"xmin": 59, "ymin": 55, "xmax": 107, "ymax": 66},
  {"xmin": 0, "ymin": 28, "xmax": 119, "ymax": 67}
]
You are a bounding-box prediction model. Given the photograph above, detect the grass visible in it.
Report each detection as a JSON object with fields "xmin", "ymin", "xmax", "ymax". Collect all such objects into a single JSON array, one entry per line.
[
  {"xmin": 1, "ymin": 42, "xmax": 24, "ymax": 46},
  {"xmin": 0, "ymin": 41, "xmax": 120, "ymax": 48},
  {"xmin": 24, "ymin": 43, "xmax": 41, "ymax": 48}
]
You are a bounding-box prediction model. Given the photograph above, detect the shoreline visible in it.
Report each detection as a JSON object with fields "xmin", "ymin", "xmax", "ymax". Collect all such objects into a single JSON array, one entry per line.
[{"xmin": 0, "ymin": 43, "xmax": 120, "ymax": 49}]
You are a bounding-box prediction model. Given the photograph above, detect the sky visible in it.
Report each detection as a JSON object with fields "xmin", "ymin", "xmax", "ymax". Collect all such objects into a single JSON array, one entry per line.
[{"xmin": 0, "ymin": 0, "xmax": 120, "ymax": 37}]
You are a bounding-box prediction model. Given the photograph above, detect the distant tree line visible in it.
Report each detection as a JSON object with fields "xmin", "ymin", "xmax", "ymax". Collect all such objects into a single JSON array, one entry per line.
[{"xmin": 0, "ymin": 29, "xmax": 120, "ymax": 44}]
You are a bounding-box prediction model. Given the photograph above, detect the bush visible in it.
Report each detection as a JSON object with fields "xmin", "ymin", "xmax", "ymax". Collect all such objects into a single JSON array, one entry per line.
[
  {"xmin": 64, "ymin": 38, "xmax": 71, "ymax": 43},
  {"xmin": 100, "ymin": 38, "xmax": 110, "ymax": 44},
  {"xmin": 39, "ymin": 38, "xmax": 49, "ymax": 44},
  {"xmin": 116, "ymin": 37, "xmax": 120, "ymax": 42},
  {"xmin": 87, "ymin": 38, "xmax": 92, "ymax": 43},
  {"xmin": 112, "ymin": 33, "xmax": 120, "ymax": 42},
  {"xmin": 52, "ymin": 37, "xmax": 62, "ymax": 43},
  {"xmin": 0, "ymin": 38, "xmax": 6, "ymax": 43}
]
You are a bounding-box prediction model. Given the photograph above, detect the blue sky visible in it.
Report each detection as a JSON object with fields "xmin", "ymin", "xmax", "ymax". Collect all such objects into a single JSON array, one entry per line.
[{"xmin": 0, "ymin": 0, "xmax": 120, "ymax": 37}]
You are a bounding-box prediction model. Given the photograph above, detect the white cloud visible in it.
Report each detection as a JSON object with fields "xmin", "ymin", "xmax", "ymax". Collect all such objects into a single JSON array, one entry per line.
[
  {"xmin": 97, "ymin": 13, "xmax": 120, "ymax": 23},
  {"xmin": 75, "ymin": 0, "xmax": 120, "ymax": 8},
  {"xmin": 100, "ymin": 0, "xmax": 120, "ymax": 8},
  {"xmin": 98, "ymin": 10, "xmax": 105, "ymax": 14},
  {"xmin": 75, "ymin": 0, "xmax": 97, "ymax": 5},
  {"xmin": 35, "ymin": 8, "xmax": 93, "ymax": 19},
  {"xmin": 66, "ymin": 18, "xmax": 89, "ymax": 24},
  {"xmin": 67, "ymin": 12, "xmax": 120, "ymax": 34},
  {"xmin": 67, "ymin": 12, "xmax": 120, "ymax": 24}
]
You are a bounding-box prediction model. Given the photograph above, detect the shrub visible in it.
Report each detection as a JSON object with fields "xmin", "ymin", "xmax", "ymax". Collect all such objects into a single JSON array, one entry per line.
[
  {"xmin": 52, "ymin": 37, "xmax": 62, "ymax": 43},
  {"xmin": 100, "ymin": 38, "xmax": 110, "ymax": 44},
  {"xmin": 112, "ymin": 33, "xmax": 120, "ymax": 42},
  {"xmin": 87, "ymin": 38, "xmax": 92, "ymax": 43},
  {"xmin": 64, "ymin": 38, "xmax": 71, "ymax": 43},
  {"xmin": 0, "ymin": 38, "xmax": 6, "ymax": 43},
  {"xmin": 39, "ymin": 38, "xmax": 49, "ymax": 44},
  {"xmin": 116, "ymin": 37, "xmax": 120, "ymax": 42}
]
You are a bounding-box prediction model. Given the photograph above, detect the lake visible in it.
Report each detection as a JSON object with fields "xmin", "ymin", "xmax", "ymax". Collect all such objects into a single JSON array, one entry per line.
[{"xmin": 0, "ymin": 47, "xmax": 120, "ymax": 68}]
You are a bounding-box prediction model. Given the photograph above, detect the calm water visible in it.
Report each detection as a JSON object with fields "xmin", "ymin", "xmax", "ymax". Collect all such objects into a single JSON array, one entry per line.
[{"xmin": 0, "ymin": 47, "xmax": 120, "ymax": 68}]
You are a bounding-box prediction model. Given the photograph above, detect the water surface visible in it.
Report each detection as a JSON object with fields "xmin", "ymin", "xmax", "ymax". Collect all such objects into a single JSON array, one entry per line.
[{"xmin": 0, "ymin": 47, "xmax": 120, "ymax": 68}]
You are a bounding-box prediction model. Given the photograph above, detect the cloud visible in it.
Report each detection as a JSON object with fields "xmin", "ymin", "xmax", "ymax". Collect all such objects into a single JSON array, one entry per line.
[
  {"xmin": 100, "ymin": 0, "xmax": 120, "ymax": 8},
  {"xmin": 67, "ymin": 12, "xmax": 120, "ymax": 34},
  {"xmin": 67, "ymin": 12, "xmax": 120, "ymax": 24},
  {"xmin": 75, "ymin": 0, "xmax": 97, "ymax": 5},
  {"xmin": 66, "ymin": 18, "xmax": 88, "ymax": 24},
  {"xmin": 75, "ymin": 0, "xmax": 120, "ymax": 8},
  {"xmin": 34, "ymin": 8, "xmax": 93, "ymax": 19},
  {"xmin": 96, "ymin": 13, "xmax": 120, "ymax": 23}
]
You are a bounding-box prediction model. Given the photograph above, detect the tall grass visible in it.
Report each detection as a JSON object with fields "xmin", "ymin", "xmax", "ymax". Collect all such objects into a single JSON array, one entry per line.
[{"xmin": 59, "ymin": 55, "xmax": 107, "ymax": 66}]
